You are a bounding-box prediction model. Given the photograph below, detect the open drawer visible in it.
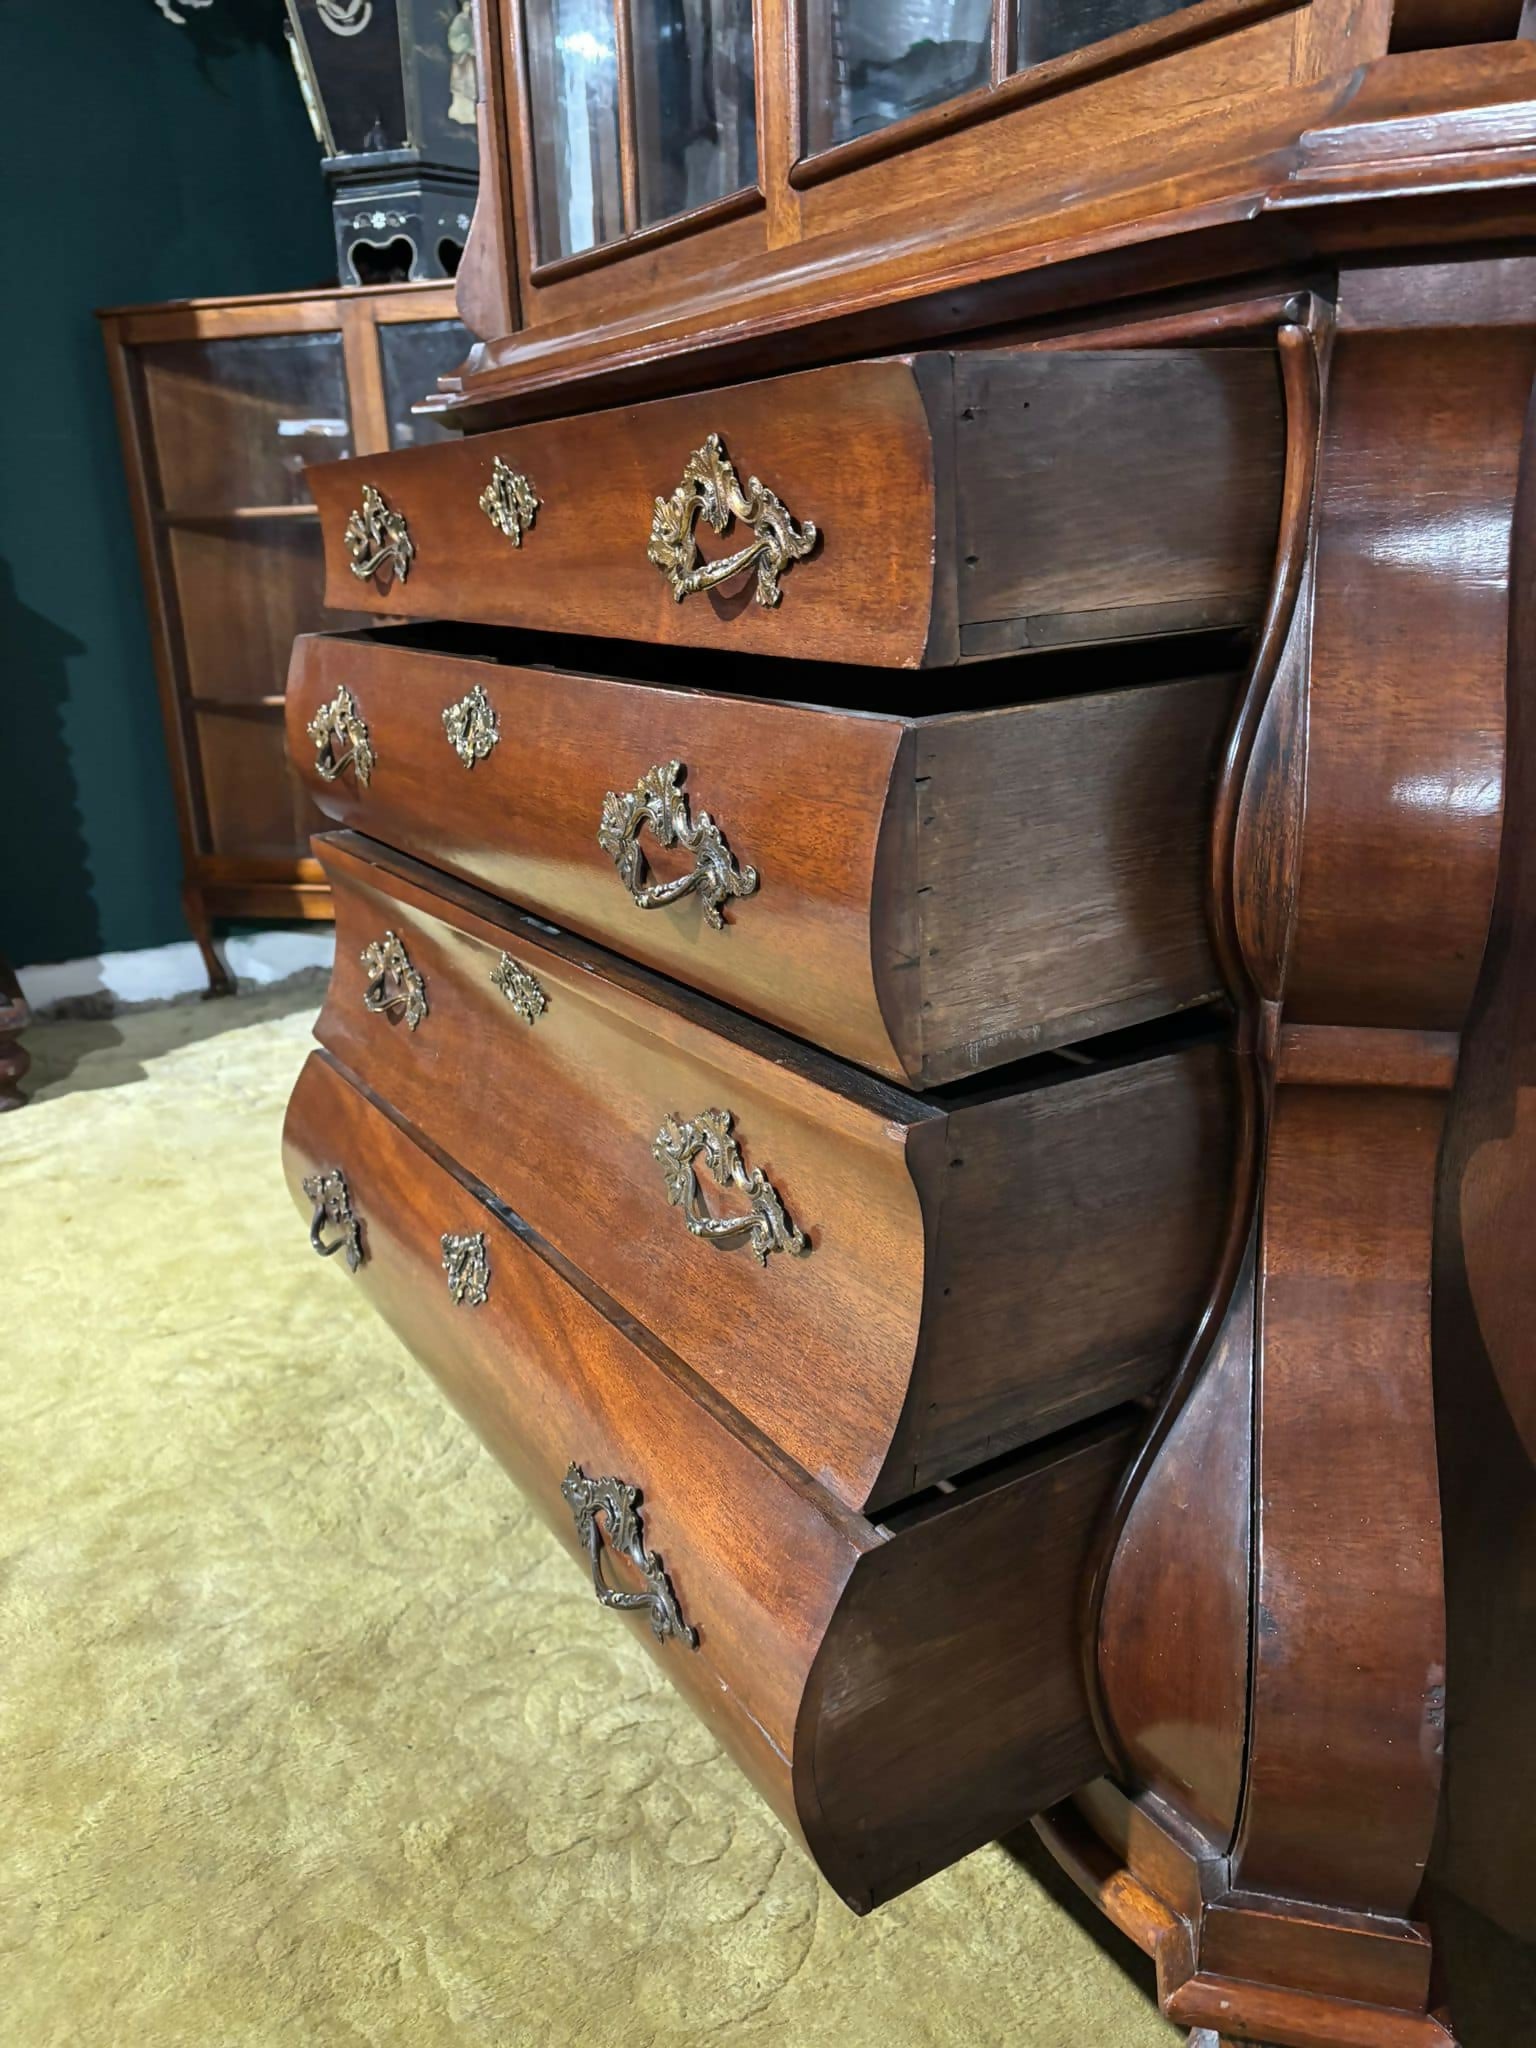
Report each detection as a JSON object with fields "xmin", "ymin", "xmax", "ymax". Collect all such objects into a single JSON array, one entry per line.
[
  {"xmin": 283, "ymin": 1047, "xmax": 1132, "ymax": 1912},
  {"xmin": 310, "ymin": 830, "xmax": 1235, "ymax": 1513},
  {"xmin": 306, "ymin": 350, "xmax": 1284, "ymax": 668},
  {"xmin": 288, "ymin": 624, "xmax": 1237, "ymax": 1085}
]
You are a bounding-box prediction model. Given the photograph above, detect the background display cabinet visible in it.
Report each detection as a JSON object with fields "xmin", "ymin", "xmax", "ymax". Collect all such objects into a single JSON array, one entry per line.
[{"xmin": 101, "ymin": 281, "xmax": 470, "ymax": 992}]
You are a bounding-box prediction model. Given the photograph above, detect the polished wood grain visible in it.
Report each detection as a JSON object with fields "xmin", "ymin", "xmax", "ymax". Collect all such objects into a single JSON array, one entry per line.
[
  {"xmin": 1429, "ymin": 361, "xmax": 1536, "ymax": 1943},
  {"xmin": 312, "ymin": 830, "xmax": 1234, "ymax": 1513},
  {"xmin": 1235, "ymin": 1080, "xmax": 1448, "ymax": 1911},
  {"xmin": 1044, "ymin": 262, "xmax": 1534, "ymax": 2045},
  {"xmin": 1085, "ymin": 315, "xmax": 1325, "ymax": 1837},
  {"xmin": 287, "ymin": 625, "xmax": 1236, "ymax": 1083},
  {"xmin": 282, "ymin": 1047, "xmax": 1130, "ymax": 1912},
  {"xmin": 308, "ymin": 350, "xmax": 1285, "ymax": 668}
]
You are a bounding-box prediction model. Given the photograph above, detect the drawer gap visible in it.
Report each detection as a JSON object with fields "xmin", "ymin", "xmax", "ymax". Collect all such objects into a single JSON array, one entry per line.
[
  {"xmin": 922, "ymin": 1001, "xmax": 1234, "ymax": 1110},
  {"xmin": 336, "ymin": 618, "xmax": 1252, "ymax": 717},
  {"xmin": 873, "ymin": 1403, "xmax": 1142, "ymax": 1535}
]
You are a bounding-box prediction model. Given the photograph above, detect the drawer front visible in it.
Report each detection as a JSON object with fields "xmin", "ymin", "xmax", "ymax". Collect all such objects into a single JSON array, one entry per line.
[
  {"xmin": 312, "ymin": 832, "xmax": 1236, "ymax": 1513},
  {"xmin": 307, "ymin": 350, "xmax": 1283, "ymax": 670},
  {"xmin": 281, "ymin": 1047, "xmax": 869, "ymax": 1840},
  {"xmin": 288, "ymin": 628, "xmax": 911, "ymax": 1079},
  {"xmin": 283, "ymin": 1048, "xmax": 1129, "ymax": 1911},
  {"xmin": 288, "ymin": 628, "xmax": 1233, "ymax": 1086},
  {"xmin": 314, "ymin": 832, "xmax": 930, "ymax": 1512},
  {"xmin": 310, "ymin": 358, "xmax": 941, "ymax": 668}
]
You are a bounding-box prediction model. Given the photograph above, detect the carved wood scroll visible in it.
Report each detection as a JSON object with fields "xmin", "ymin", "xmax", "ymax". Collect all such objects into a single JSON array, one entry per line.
[{"xmin": 1042, "ymin": 259, "xmax": 1536, "ymax": 2048}]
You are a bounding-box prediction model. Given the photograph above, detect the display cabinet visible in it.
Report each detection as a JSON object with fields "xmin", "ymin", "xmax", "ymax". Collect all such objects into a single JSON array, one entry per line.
[
  {"xmin": 278, "ymin": 3, "xmax": 1536, "ymax": 2040},
  {"xmin": 101, "ymin": 281, "xmax": 471, "ymax": 993}
]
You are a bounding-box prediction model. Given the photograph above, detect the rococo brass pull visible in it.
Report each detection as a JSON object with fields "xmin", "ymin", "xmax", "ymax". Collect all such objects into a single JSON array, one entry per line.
[
  {"xmin": 345, "ymin": 482, "xmax": 414, "ymax": 585},
  {"xmin": 648, "ymin": 434, "xmax": 816, "ymax": 608},
  {"xmin": 479, "ymin": 456, "xmax": 539, "ymax": 546},
  {"xmin": 361, "ymin": 930, "xmax": 427, "ymax": 1030},
  {"xmin": 489, "ymin": 951, "xmax": 545, "ymax": 1024},
  {"xmin": 653, "ymin": 1108, "xmax": 807, "ymax": 1267},
  {"xmin": 442, "ymin": 682, "xmax": 499, "ymax": 767},
  {"xmin": 440, "ymin": 1230, "xmax": 490, "ymax": 1307},
  {"xmin": 598, "ymin": 760, "xmax": 757, "ymax": 930},
  {"xmin": 308, "ymin": 684, "xmax": 375, "ymax": 787},
  {"xmin": 303, "ymin": 1166, "xmax": 363, "ymax": 1271},
  {"xmin": 560, "ymin": 1464, "xmax": 698, "ymax": 1648}
]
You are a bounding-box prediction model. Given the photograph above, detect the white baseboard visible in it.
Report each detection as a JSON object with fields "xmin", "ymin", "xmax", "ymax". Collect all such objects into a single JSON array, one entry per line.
[{"xmin": 18, "ymin": 929, "xmax": 336, "ymax": 1015}]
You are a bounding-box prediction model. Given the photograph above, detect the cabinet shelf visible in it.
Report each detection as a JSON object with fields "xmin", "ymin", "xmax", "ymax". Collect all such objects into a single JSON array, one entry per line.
[
  {"xmin": 187, "ymin": 694, "xmax": 286, "ymax": 714},
  {"xmin": 158, "ymin": 504, "xmax": 319, "ymax": 529}
]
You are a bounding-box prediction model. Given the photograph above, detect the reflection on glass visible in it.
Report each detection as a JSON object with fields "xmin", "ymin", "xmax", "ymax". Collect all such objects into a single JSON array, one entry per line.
[
  {"xmin": 804, "ymin": 0, "xmax": 992, "ymax": 155},
  {"xmin": 379, "ymin": 319, "xmax": 476, "ymax": 448},
  {"xmin": 631, "ymin": 0, "xmax": 757, "ymax": 227},
  {"xmin": 1017, "ymin": 0, "xmax": 1197, "ymax": 68},
  {"xmin": 138, "ymin": 333, "xmax": 351, "ymax": 512},
  {"xmin": 523, "ymin": 0, "xmax": 623, "ymax": 261}
]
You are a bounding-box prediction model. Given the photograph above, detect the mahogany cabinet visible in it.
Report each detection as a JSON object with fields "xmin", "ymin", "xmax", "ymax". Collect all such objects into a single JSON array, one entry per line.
[
  {"xmin": 281, "ymin": 4, "xmax": 1536, "ymax": 2042},
  {"xmin": 100, "ymin": 281, "xmax": 471, "ymax": 992}
]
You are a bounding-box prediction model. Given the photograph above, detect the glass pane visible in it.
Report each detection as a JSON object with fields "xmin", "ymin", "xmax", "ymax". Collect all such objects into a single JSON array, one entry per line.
[
  {"xmin": 170, "ymin": 522, "xmax": 337, "ymax": 704},
  {"xmin": 523, "ymin": 0, "xmax": 624, "ymax": 260},
  {"xmin": 137, "ymin": 333, "xmax": 351, "ymax": 514},
  {"xmin": 804, "ymin": 0, "xmax": 992, "ymax": 156},
  {"xmin": 631, "ymin": 0, "xmax": 757, "ymax": 228},
  {"xmin": 195, "ymin": 708, "xmax": 330, "ymax": 862},
  {"xmin": 379, "ymin": 318, "xmax": 477, "ymax": 448},
  {"xmin": 1017, "ymin": 0, "xmax": 1197, "ymax": 68}
]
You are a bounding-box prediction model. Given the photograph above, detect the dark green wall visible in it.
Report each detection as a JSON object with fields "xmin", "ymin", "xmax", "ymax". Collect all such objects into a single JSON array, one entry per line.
[{"xmin": 0, "ymin": 0, "xmax": 337, "ymax": 967}]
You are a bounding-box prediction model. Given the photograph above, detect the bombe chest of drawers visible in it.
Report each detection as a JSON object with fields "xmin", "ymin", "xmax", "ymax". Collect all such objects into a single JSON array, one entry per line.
[{"xmin": 281, "ymin": 7, "xmax": 1536, "ymax": 2042}]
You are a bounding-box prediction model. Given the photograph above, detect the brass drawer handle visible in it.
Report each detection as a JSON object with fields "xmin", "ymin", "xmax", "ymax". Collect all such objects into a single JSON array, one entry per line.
[
  {"xmin": 648, "ymin": 434, "xmax": 816, "ymax": 608},
  {"xmin": 442, "ymin": 682, "xmax": 499, "ymax": 767},
  {"xmin": 308, "ymin": 684, "xmax": 375, "ymax": 787},
  {"xmin": 441, "ymin": 1230, "xmax": 490, "ymax": 1307},
  {"xmin": 598, "ymin": 760, "xmax": 757, "ymax": 930},
  {"xmin": 303, "ymin": 1166, "xmax": 363, "ymax": 1271},
  {"xmin": 653, "ymin": 1109, "xmax": 807, "ymax": 1268},
  {"xmin": 490, "ymin": 951, "xmax": 545, "ymax": 1024},
  {"xmin": 345, "ymin": 482, "xmax": 414, "ymax": 585},
  {"xmin": 561, "ymin": 1464, "xmax": 698, "ymax": 1648},
  {"xmin": 480, "ymin": 457, "xmax": 539, "ymax": 546},
  {"xmin": 361, "ymin": 930, "xmax": 427, "ymax": 1030}
]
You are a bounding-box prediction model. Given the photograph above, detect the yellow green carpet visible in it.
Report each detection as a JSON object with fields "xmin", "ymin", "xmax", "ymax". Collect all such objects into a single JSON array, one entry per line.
[{"xmin": 2, "ymin": 988, "xmax": 1529, "ymax": 2045}]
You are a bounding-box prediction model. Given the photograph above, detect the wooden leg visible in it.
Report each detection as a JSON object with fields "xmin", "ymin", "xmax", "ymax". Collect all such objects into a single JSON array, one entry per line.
[
  {"xmin": 183, "ymin": 884, "xmax": 234, "ymax": 999},
  {"xmin": 0, "ymin": 953, "xmax": 29, "ymax": 1110}
]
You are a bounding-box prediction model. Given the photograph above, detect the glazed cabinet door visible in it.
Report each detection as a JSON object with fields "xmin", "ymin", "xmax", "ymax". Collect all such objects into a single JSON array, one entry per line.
[
  {"xmin": 511, "ymin": 0, "xmax": 761, "ymax": 273},
  {"xmin": 464, "ymin": 0, "xmax": 1397, "ymax": 384}
]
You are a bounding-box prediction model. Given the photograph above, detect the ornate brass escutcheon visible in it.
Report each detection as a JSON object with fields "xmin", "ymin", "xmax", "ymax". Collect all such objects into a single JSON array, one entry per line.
[
  {"xmin": 345, "ymin": 482, "xmax": 414, "ymax": 585},
  {"xmin": 440, "ymin": 1230, "xmax": 490, "ymax": 1307},
  {"xmin": 302, "ymin": 1166, "xmax": 364, "ymax": 1271},
  {"xmin": 360, "ymin": 930, "xmax": 428, "ymax": 1030},
  {"xmin": 479, "ymin": 456, "xmax": 540, "ymax": 546},
  {"xmin": 598, "ymin": 760, "xmax": 757, "ymax": 930},
  {"xmin": 560, "ymin": 1463, "xmax": 698, "ymax": 1647},
  {"xmin": 307, "ymin": 684, "xmax": 375, "ymax": 787},
  {"xmin": 489, "ymin": 951, "xmax": 545, "ymax": 1024},
  {"xmin": 647, "ymin": 434, "xmax": 816, "ymax": 608},
  {"xmin": 442, "ymin": 682, "xmax": 499, "ymax": 767},
  {"xmin": 653, "ymin": 1108, "xmax": 807, "ymax": 1267}
]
